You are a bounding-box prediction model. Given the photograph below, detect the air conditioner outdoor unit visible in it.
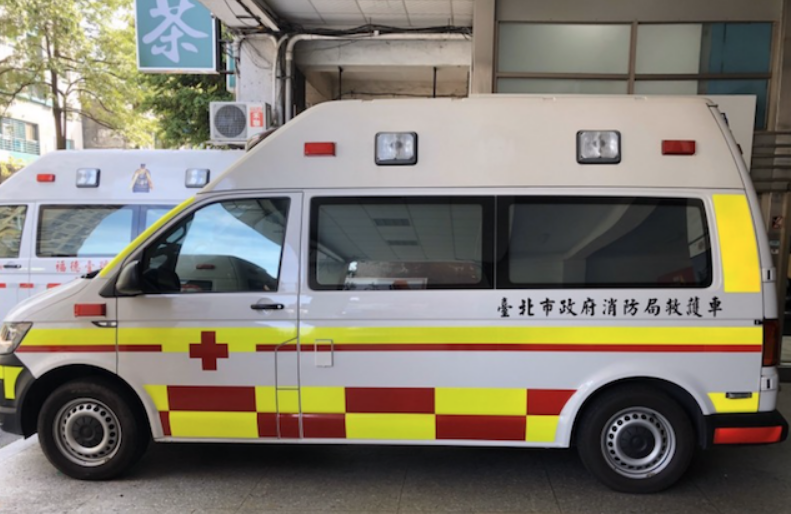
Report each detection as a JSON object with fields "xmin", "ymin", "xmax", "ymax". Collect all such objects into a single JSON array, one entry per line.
[{"xmin": 209, "ymin": 102, "xmax": 270, "ymax": 144}]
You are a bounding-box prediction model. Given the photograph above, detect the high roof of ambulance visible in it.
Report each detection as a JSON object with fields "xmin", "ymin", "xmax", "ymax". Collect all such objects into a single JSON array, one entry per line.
[
  {"xmin": 0, "ymin": 149, "xmax": 241, "ymax": 202},
  {"xmin": 204, "ymin": 95, "xmax": 747, "ymax": 193}
]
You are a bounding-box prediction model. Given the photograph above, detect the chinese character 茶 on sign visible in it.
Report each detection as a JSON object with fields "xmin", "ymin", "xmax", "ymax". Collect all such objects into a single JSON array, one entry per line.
[{"xmin": 135, "ymin": 0, "xmax": 218, "ymax": 73}]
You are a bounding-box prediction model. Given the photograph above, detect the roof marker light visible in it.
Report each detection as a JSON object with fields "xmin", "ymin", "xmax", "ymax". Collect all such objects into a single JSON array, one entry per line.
[
  {"xmin": 305, "ymin": 142, "xmax": 336, "ymax": 156},
  {"xmin": 186, "ymin": 168, "xmax": 210, "ymax": 188},
  {"xmin": 76, "ymin": 168, "xmax": 100, "ymax": 188},
  {"xmin": 376, "ymin": 132, "xmax": 417, "ymax": 166},
  {"xmin": 37, "ymin": 174, "xmax": 56, "ymax": 183},
  {"xmin": 662, "ymin": 140, "xmax": 696, "ymax": 155},
  {"xmin": 577, "ymin": 131, "xmax": 621, "ymax": 164}
]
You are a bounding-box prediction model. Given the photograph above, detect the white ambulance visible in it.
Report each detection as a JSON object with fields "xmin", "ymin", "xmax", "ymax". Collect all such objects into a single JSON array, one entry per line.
[
  {"xmin": 0, "ymin": 97, "xmax": 786, "ymax": 493},
  {"xmin": 0, "ymin": 149, "xmax": 241, "ymax": 319}
]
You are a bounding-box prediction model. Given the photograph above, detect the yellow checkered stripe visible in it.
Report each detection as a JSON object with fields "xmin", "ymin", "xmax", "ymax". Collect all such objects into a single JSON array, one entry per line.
[
  {"xmin": 145, "ymin": 385, "xmax": 576, "ymax": 443},
  {"xmin": 0, "ymin": 365, "xmax": 23, "ymax": 401}
]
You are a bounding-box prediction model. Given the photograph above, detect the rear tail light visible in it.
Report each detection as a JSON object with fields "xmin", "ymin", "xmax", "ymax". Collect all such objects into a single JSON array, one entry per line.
[{"xmin": 763, "ymin": 319, "xmax": 780, "ymax": 367}]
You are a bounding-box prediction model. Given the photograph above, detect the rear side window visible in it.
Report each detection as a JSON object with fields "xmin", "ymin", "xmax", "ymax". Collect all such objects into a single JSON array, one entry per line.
[
  {"xmin": 0, "ymin": 205, "xmax": 27, "ymax": 258},
  {"xmin": 38, "ymin": 205, "xmax": 135, "ymax": 257},
  {"xmin": 497, "ymin": 197, "xmax": 712, "ymax": 289},
  {"xmin": 310, "ymin": 197, "xmax": 494, "ymax": 290}
]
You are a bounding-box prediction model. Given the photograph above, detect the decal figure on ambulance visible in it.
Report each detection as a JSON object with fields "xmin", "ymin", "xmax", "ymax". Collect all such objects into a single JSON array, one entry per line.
[{"xmin": 131, "ymin": 164, "xmax": 154, "ymax": 193}]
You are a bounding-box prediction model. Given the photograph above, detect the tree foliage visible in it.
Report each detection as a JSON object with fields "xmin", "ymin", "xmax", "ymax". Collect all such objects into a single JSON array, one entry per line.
[
  {"xmin": 0, "ymin": 0, "xmax": 154, "ymax": 148},
  {"xmin": 141, "ymin": 73, "xmax": 232, "ymax": 148}
]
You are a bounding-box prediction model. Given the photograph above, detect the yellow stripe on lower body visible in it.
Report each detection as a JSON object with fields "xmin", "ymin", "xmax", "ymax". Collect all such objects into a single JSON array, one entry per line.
[
  {"xmin": 302, "ymin": 386, "xmax": 346, "ymax": 413},
  {"xmin": 144, "ymin": 385, "xmax": 169, "ymax": 411},
  {"xmin": 435, "ymin": 388, "xmax": 527, "ymax": 416},
  {"xmin": 708, "ymin": 392, "xmax": 759, "ymax": 413},
  {"xmin": 526, "ymin": 415, "xmax": 560, "ymax": 443},
  {"xmin": 169, "ymin": 411, "xmax": 258, "ymax": 438},
  {"xmin": 346, "ymin": 414, "xmax": 435, "ymax": 440},
  {"xmin": 713, "ymin": 194, "xmax": 761, "ymax": 293},
  {"xmin": 2, "ymin": 366, "xmax": 22, "ymax": 400}
]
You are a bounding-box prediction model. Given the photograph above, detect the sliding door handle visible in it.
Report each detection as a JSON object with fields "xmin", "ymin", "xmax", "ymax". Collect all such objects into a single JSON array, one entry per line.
[{"xmin": 251, "ymin": 303, "xmax": 284, "ymax": 311}]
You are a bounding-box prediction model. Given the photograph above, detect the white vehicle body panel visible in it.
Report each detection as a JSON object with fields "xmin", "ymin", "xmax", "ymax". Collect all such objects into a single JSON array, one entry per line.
[{"xmin": 1, "ymin": 97, "xmax": 783, "ymax": 454}]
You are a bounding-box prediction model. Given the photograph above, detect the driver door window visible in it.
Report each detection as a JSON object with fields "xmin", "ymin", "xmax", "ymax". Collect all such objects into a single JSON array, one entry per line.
[{"xmin": 140, "ymin": 198, "xmax": 290, "ymax": 294}]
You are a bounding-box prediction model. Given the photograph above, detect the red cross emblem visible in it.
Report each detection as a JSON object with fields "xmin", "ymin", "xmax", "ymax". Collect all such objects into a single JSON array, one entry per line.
[{"xmin": 189, "ymin": 331, "xmax": 229, "ymax": 371}]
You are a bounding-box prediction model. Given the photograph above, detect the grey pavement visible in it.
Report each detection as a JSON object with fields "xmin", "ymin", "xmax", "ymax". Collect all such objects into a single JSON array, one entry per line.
[
  {"xmin": 1, "ymin": 393, "xmax": 791, "ymax": 514},
  {"xmin": 0, "ymin": 428, "xmax": 19, "ymax": 449}
]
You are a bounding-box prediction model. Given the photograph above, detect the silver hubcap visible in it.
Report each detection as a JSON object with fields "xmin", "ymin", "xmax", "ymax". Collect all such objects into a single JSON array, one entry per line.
[
  {"xmin": 54, "ymin": 399, "xmax": 121, "ymax": 467},
  {"xmin": 601, "ymin": 407, "xmax": 676, "ymax": 479}
]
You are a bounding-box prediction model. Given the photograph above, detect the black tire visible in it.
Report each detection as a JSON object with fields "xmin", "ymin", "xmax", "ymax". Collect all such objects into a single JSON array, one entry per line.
[
  {"xmin": 37, "ymin": 379, "xmax": 150, "ymax": 480},
  {"xmin": 577, "ymin": 386, "xmax": 695, "ymax": 494}
]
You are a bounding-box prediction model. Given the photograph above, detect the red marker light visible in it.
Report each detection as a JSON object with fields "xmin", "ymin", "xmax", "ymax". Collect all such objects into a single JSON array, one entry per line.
[
  {"xmin": 714, "ymin": 426, "xmax": 783, "ymax": 444},
  {"xmin": 304, "ymin": 142, "xmax": 336, "ymax": 156},
  {"xmin": 662, "ymin": 140, "xmax": 696, "ymax": 155},
  {"xmin": 74, "ymin": 303, "xmax": 106, "ymax": 317},
  {"xmin": 37, "ymin": 174, "xmax": 56, "ymax": 182}
]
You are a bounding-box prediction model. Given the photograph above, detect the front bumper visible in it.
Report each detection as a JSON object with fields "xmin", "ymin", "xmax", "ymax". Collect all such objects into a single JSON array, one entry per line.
[
  {"xmin": 704, "ymin": 410, "xmax": 788, "ymax": 447},
  {"xmin": 0, "ymin": 353, "xmax": 32, "ymax": 436}
]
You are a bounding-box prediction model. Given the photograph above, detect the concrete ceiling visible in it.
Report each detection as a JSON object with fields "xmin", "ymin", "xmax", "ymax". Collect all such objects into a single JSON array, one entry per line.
[
  {"xmin": 200, "ymin": 0, "xmax": 474, "ymax": 30},
  {"xmin": 265, "ymin": 0, "xmax": 474, "ymax": 28}
]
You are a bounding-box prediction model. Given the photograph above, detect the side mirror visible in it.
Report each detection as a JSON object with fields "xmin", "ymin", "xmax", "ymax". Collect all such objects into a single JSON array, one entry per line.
[{"xmin": 116, "ymin": 260, "xmax": 142, "ymax": 296}]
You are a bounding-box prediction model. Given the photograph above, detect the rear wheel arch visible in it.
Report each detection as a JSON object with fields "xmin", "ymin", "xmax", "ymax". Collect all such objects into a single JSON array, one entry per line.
[
  {"xmin": 570, "ymin": 377, "xmax": 706, "ymax": 449},
  {"xmin": 20, "ymin": 365, "xmax": 150, "ymax": 440}
]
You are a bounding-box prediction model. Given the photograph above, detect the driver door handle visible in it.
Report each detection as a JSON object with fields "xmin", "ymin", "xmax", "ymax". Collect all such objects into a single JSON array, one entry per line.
[
  {"xmin": 251, "ymin": 303, "xmax": 284, "ymax": 311},
  {"xmin": 3, "ymin": 264, "xmax": 21, "ymax": 269}
]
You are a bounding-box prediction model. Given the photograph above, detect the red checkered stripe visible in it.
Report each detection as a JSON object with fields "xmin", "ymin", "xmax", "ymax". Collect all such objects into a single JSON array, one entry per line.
[{"xmin": 145, "ymin": 385, "xmax": 575, "ymax": 443}]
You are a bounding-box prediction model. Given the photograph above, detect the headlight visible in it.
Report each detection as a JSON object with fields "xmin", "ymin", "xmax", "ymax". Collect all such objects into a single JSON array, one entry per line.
[{"xmin": 0, "ymin": 322, "xmax": 32, "ymax": 355}]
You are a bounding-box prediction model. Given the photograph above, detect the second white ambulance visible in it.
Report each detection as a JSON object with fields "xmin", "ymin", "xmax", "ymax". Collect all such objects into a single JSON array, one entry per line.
[{"xmin": 0, "ymin": 150, "xmax": 241, "ymax": 318}]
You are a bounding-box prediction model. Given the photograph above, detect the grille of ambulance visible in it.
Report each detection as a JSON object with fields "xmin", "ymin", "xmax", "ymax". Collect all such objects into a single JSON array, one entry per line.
[{"xmin": 144, "ymin": 385, "xmax": 574, "ymax": 442}]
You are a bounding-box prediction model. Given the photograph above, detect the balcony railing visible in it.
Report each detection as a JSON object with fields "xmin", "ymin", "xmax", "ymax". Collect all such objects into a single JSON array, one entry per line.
[{"xmin": 0, "ymin": 137, "xmax": 40, "ymax": 156}]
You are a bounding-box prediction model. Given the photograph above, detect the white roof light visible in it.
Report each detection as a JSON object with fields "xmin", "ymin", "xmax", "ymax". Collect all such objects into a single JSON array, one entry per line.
[
  {"xmin": 185, "ymin": 168, "xmax": 210, "ymax": 188},
  {"xmin": 375, "ymin": 132, "xmax": 417, "ymax": 166},
  {"xmin": 76, "ymin": 168, "xmax": 100, "ymax": 188},
  {"xmin": 577, "ymin": 131, "xmax": 621, "ymax": 164}
]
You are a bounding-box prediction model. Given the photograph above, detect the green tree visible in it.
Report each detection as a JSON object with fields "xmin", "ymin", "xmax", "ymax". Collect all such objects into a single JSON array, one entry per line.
[
  {"xmin": 141, "ymin": 73, "xmax": 232, "ymax": 148},
  {"xmin": 0, "ymin": 0, "xmax": 154, "ymax": 148}
]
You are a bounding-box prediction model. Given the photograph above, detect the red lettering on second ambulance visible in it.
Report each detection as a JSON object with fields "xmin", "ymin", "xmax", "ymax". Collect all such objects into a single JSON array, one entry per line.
[{"xmin": 70, "ymin": 261, "xmax": 81, "ymax": 273}]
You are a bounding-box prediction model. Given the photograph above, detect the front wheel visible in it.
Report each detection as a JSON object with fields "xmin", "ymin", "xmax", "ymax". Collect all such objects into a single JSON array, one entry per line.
[
  {"xmin": 577, "ymin": 386, "xmax": 695, "ymax": 493},
  {"xmin": 37, "ymin": 379, "xmax": 149, "ymax": 480}
]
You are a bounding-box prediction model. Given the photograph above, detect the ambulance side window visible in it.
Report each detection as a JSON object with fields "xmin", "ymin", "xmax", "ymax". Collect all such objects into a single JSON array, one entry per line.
[
  {"xmin": 0, "ymin": 205, "xmax": 26, "ymax": 258},
  {"xmin": 309, "ymin": 196, "xmax": 494, "ymax": 290},
  {"xmin": 140, "ymin": 198, "xmax": 290, "ymax": 294},
  {"xmin": 497, "ymin": 196, "xmax": 712, "ymax": 288}
]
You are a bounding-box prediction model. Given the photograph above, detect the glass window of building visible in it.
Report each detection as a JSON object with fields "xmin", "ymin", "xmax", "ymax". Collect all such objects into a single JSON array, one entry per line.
[{"xmin": 496, "ymin": 22, "xmax": 773, "ymax": 129}]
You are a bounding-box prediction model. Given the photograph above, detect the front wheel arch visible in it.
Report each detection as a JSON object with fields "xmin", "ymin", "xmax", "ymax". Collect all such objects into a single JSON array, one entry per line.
[
  {"xmin": 20, "ymin": 365, "xmax": 151, "ymax": 440},
  {"xmin": 570, "ymin": 377, "xmax": 706, "ymax": 449}
]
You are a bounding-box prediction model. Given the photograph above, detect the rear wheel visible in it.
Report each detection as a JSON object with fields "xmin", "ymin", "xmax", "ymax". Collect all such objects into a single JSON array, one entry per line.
[
  {"xmin": 577, "ymin": 386, "xmax": 695, "ymax": 493},
  {"xmin": 37, "ymin": 379, "xmax": 149, "ymax": 480}
]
